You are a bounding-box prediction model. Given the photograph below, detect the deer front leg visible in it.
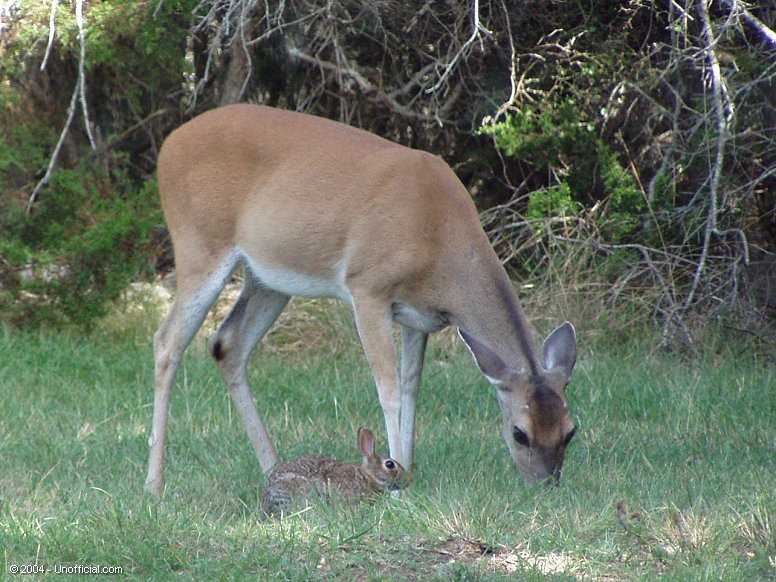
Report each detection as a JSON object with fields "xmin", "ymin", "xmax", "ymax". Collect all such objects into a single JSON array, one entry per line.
[
  {"xmin": 399, "ymin": 326, "xmax": 427, "ymax": 471},
  {"xmin": 351, "ymin": 296, "xmax": 403, "ymax": 465}
]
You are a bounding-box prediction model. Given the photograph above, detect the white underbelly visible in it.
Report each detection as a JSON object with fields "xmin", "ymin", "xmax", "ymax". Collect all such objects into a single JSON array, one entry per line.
[{"xmin": 242, "ymin": 251, "xmax": 352, "ymax": 302}]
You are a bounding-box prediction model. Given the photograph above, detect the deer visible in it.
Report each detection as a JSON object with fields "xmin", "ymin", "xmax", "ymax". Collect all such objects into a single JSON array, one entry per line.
[{"xmin": 144, "ymin": 104, "xmax": 578, "ymax": 497}]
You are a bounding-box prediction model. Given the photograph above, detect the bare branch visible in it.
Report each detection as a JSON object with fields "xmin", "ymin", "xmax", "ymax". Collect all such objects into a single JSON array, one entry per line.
[
  {"xmin": 26, "ymin": 0, "xmax": 95, "ymax": 213},
  {"xmin": 218, "ymin": 0, "xmax": 260, "ymax": 106},
  {"xmin": 288, "ymin": 48, "xmax": 440, "ymax": 122},
  {"xmin": 27, "ymin": 79, "xmax": 79, "ymax": 213},
  {"xmin": 76, "ymin": 0, "xmax": 96, "ymax": 149},
  {"xmin": 427, "ymin": 0, "xmax": 492, "ymax": 93},
  {"xmin": 40, "ymin": 0, "xmax": 59, "ymax": 71},
  {"xmin": 683, "ymin": 0, "xmax": 732, "ymax": 312},
  {"xmin": 719, "ymin": 0, "xmax": 776, "ymax": 48},
  {"xmin": 494, "ymin": 0, "xmax": 518, "ymax": 118}
]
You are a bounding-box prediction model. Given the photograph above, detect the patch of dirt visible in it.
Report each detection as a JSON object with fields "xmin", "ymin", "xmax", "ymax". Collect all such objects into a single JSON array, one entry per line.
[{"xmin": 325, "ymin": 535, "xmax": 580, "ymax": 580}]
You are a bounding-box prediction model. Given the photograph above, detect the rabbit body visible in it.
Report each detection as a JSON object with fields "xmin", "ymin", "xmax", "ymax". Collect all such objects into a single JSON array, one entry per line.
[{"xmin": 261, "ymin": 428, "xmax": 406, "ymax": 517}]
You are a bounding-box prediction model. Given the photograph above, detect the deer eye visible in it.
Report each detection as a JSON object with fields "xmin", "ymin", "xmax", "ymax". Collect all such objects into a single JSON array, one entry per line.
[
  {"xmin": 564, "ymin": 427, "xmax": 577, "ymax": 446},
  {"xmin": 513, "ymin": 427, "xmax": 530, "ymax": 447},
  {"xmin": 384, "ymin": 460, "xmax": 396, "ymax": 470}
]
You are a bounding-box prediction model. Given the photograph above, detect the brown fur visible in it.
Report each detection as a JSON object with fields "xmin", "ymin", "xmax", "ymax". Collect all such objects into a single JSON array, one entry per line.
[
  {"xmin": 260, "ymin": 428, "xmax": 407, "ymax": 517},
  {"xmin": 145, "ymin": 104, "xmax": 578, "ymax": 497}
]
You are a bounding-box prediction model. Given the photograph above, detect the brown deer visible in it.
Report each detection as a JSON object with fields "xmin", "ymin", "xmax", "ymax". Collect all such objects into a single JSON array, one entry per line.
[{"xmin": 145, "ymin": 104, "xmax": 577, "ymax": 496}]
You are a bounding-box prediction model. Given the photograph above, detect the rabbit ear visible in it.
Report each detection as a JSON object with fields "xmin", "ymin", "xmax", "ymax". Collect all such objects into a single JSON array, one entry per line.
[{"xmin": 357, "ymin": 427, "xmax": 376, "ymax": 458}]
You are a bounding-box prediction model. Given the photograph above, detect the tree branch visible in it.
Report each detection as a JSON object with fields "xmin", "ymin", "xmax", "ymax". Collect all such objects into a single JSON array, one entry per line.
[
  {"xmin": 288, "ymin": 48, "xmax": 439, "ymax": 122},
  {"xmin": 26, "ymin": 0, "xmax": 95, "ymax": 213},
  {"xmin": 40, "ymin": 0, "xmax": 59, "ymax": 71},
  {"xmin": 719, "ymin": 0, "xmax": 776, "ymax": 48},
  {"xmin": 76, "ymin": 0, "xmax": 96, "ymax": 149},
  {"xmin": 427, "ymin": 0, "xmax": 492, "ymax": 93},
  {"xmin": 27, "ymin": 79, "xmax": 79, "ymax": 213},
  {"xmin": 683, "ymin": 0, "xmax": 731, "ymax": 312}
]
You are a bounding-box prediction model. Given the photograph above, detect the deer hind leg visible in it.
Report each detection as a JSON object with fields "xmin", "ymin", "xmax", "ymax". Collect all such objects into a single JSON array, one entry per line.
[
  {"xmin": 399, "ymin": 326, "xmax": 427, "ymax": 472},
  {"xmin": 351, "ymin": 296, "xmax": 403, "ymax": 466},
  {"xmin": 145, "ymin": 256, "xmax": 238, "ymax": 496},
  {"xmin": 209, "ymin": 274, "xmax": 289, "ymax": 473}
]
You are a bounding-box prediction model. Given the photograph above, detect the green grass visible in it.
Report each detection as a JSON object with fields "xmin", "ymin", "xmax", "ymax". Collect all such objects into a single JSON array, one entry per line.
[{"xmin": 0, "ymin": 310, "xmax": 774, "ymax": 580}]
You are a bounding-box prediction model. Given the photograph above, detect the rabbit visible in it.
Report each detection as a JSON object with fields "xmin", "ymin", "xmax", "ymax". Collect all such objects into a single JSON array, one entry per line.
[{"xmin": 260, "ymin": 427, "xmax": 408, "ymax": 517}]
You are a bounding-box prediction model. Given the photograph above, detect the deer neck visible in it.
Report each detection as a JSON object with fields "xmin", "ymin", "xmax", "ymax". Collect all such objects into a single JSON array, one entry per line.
[{"xmin": 449, "ymin": 252, "xmax": 541, "ymax": 375}]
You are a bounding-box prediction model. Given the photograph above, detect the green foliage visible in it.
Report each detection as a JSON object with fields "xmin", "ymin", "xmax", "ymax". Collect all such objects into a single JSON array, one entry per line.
[
  {"xmin": 483, "ymin": 100, "xmax": 597, "ymax": 171},
  {"xmin": 78, "ymin": 0, "xmax": 196, "ymax": 108},
  {"xmin": 3, "ymin": 0, "xmax": 195, "ymax": 77},
  {"xmin": 0, "ymin": 0, "xmax": 196, "ymax": 329},
  {"xmin": 0, "ymin": 123, "xmax": 51, "ymax": 193},
  {"xmin": 481, "ymin": 100, "xmax": 645, "ymax": 242},
  {"xmin": 0, "ymin": 168, "xmax": 162, "ymax": 328},
  {"xmin": 526, "ymin": 183, "xmax": 580, "ymax": 220},
  {"xmin": 598, "ymin": 147, "xmax": 645, "ymax": 239}
]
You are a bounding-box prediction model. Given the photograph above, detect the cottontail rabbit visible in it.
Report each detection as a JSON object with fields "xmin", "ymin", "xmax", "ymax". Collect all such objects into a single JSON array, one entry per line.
[{"xmin": 261, "ymin": 427, "xmax": 408, "ymax": 517}]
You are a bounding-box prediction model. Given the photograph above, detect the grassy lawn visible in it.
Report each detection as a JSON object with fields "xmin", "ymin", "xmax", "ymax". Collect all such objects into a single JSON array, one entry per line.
[{"xmin": 0, "ymin": 302, "xmax": 774, "ymax": 580}]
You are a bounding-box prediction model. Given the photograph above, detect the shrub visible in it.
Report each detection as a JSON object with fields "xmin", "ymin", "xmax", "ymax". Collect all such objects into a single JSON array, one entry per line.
[
  {"xmin": 481, "ymin": 100, "xmax": 644, "ymax": 242},
  {"xmin": 0, "ymin": 0, "xmax": 193, "ymax": 329},
  {"xmin": 0, "ymin": 167, "xmax": 162, "ymax": 328}
]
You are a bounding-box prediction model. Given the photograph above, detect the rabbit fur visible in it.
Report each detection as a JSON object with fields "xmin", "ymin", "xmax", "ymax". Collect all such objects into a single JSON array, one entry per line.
[{"xmin": 261, "ymin": 427, "xmax": 407, "ymax": 517}]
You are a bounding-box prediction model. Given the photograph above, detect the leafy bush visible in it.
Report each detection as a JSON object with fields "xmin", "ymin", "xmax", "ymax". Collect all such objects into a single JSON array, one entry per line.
[
  {"xmin": 481, "ymin": 100, "xmax": 644, "ymax": 242},
  {"xmin": 0, "ymin": 165, "xmax": 162, "ymax": 328},
  {"xmin": 0, "ymin": 0, "xmax": 194, "ymax": 328},
  {"xmin": 526, "ymin": 183, "xmax": 580, "ymax": 221}
]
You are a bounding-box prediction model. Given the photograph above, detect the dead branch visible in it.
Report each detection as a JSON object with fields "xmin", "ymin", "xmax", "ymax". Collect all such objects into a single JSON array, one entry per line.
[
  {"xmin": 218, "ymin": 0, "xmax": 261, "ymax": 106},
  {"xmin": 683, "ymin": 0, "xmax": 733, "ymax": 314},
  {"xmin": 428, "ymin": 0, "xmax": 492, "ymax": 94},
  {"xmin": 288, "ymin": 49, "xmax": 439, "ymax": 122},
  {"xmin": 494, "ymin": 0, "xmax": 518, "ymax": 118},
  {"xmin": 76, "ymin": 0, "xmax": 96, "ymax": 149},
  {"xmin": 28, "ymin": 0, "xmax": 96, "ymax": 213},
  {"xmin": 26, "ymin": 79, "xmax": 79, "ymax": 213},
  {"xmin": 719, "ymin": 0, "xmax": 776, "ymax": 48},
  {"xmin": 40, "ymin": 0, "xmax": 59, "ymax": 71}
]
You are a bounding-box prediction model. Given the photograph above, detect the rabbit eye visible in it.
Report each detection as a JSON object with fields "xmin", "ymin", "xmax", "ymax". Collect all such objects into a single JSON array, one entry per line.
[{"xmin": 384, "ymin": 460, "xmax": 396, "ymax": 470}]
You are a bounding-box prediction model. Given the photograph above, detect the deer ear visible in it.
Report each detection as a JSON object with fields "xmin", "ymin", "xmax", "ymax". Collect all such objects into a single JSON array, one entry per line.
[
  {"xmin": 459, "ymin": 329, "xmax": 511, "ymax": 388},
  {"xmin": 542, "ymin": 322, "xmax": 577, "ymax": 378}
]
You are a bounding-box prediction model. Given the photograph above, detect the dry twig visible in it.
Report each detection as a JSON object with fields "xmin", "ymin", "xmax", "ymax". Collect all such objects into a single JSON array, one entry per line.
[{"xmin": 27, "ymin": 0, "xmax": 96, "ymax": 214}]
